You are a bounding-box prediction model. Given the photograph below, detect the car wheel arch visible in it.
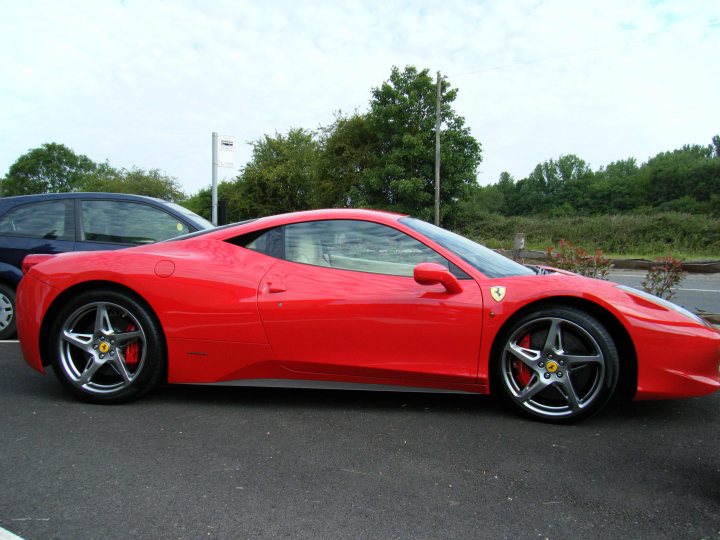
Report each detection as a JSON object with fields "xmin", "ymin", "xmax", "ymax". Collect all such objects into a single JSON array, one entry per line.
[
  {"xmin": 488, "ymin": 296, "xmax": 637, "ymax": 401},
  {"xmin": 38, "ymin": 280, "xmax": 167, "ymax": 373}
]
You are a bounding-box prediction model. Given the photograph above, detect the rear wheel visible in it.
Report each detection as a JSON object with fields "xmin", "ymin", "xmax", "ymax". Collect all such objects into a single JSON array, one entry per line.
[
  {"xmin": 50, "ymin": 289, "xmax": 165, "ymax": 403},
  {"xmin": 0, "ymin": 283, "xmax": 16, "ymax": 340},
  {"xmin": 493, "ymin": 306, "xmax": 618, "ymax": 423}
]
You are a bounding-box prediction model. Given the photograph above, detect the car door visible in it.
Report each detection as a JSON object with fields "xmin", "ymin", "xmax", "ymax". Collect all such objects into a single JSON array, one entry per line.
[
  {"xmin": 77, "ymin": 199, "xmax": 193, "ymax": 251},
  {"xmin": 0, "ymin": 198, "xmax": 76, "ymax": 278},
  {"xmin": 254, "ymin": 219, "xmax": 484, "ymax": 383}
]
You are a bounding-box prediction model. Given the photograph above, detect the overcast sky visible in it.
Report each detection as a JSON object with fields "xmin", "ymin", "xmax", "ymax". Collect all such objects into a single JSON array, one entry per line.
[{"xmin": 1, "ymin": 0, "xmax": 718, "ymax": 195}]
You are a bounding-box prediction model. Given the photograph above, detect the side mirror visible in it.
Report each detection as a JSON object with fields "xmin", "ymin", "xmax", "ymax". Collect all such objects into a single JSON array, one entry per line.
[{"xmin": 413, "ymin": 262, "xmax": 463, "ymax": 294}]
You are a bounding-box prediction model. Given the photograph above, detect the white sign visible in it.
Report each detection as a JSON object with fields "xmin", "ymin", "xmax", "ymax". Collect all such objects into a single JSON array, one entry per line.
[{"xmin": 216, "ymin": 135, "xmax": 236, "ymax": 168}]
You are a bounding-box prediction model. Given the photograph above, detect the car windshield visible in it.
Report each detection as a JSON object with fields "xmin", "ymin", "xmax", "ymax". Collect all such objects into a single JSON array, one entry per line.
[
  {"xmin": 401, "ymin": 217, "xmax": 534, "ymax": 278},
  {"xmin": 161, "ymin": 219, "xmax": 258, "ymax": 242},
  {"xmin": 165, "ymin": 202, "xmax": 215, "ymax": 229}
]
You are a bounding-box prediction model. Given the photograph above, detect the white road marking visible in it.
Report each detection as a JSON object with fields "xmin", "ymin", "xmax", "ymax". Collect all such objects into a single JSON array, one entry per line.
[
  {"xmin": 0, "ymin": 526, "xmax": 24, "ymax": 540},
  {"xmin": 0, "ymin": 340, "xmax": 19, "ymax": 343},
  {"xmin": 610, "ymin": 276, "xmax": 720, "ymax": 293},
  {"xmin": 677, "ymin": 288, "xmax": 720, "ymax": 293}
]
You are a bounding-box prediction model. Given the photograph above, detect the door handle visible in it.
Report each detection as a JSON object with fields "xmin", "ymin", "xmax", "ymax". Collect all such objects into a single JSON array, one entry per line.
[{"xmin": 268, "ymin": 283, "xmax": 287, "ymax": 293}]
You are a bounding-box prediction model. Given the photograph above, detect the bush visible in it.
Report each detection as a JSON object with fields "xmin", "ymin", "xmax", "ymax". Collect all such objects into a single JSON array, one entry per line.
[
  {"xmin": 546, "ymin": 239, "xmax": 612, "ymax": 279},
  {"xmin": 641, "ymin": 256, "xmax": 686, "ymax": 300},
  {"xmin": 459, "ymin": 212, "xmax": 720, "ymax": 257}
]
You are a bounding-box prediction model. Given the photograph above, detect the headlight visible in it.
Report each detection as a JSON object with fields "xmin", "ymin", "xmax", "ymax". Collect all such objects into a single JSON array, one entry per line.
[{"xmin": 616, "ymin": 285, "xmax": 717, "ymax": 330}]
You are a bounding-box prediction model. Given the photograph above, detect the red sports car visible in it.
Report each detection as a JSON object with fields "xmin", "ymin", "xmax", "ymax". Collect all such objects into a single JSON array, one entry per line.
[{"xmin": 16, "ymin": 209, "xmax": 720, "ymax": 422}]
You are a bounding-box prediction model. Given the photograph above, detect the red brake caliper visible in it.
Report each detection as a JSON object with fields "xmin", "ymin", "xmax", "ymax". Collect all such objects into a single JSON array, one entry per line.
[
  {"xmin": 124, "ymin": 323, "xmax": 139, "ymax": 367},
  {"xmin": 514, "ymin": 333, "xmax": 533, "ymax": 387}
]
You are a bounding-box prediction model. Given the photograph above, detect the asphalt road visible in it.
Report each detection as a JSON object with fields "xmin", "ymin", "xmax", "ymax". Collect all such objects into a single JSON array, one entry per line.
[
  {"xmin": 1, "ymin": 343, "xmax": 719, "ymax": 540},
  {"xmin": 607, "ymin": 270, "xmax": 720, "ymax": 314}
]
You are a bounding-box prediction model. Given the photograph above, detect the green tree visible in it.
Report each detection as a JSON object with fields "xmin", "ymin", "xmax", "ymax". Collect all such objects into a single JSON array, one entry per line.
[
  {"xmin": 324, "ymin": 66, "xmax": 482, "ymax": 226},
  {"xmin": 454, "ymin": 183, "xmax": 505, "ymax": 231},
  {"xmin": 185, "ymin": 66, "xmax": 483, "ymax": 225},
  {"xmin": 183, "ymin": 180, "xmax": 239, "ymax": 221},
  {"xmin": 555, "ymin": 155, "xmax": 594, "ymax": 212},
  {"xmin": 640, "ymin": 142, "xmax": 720, "ymax": 208},
  {"xmin": 711, "ymin": 135, "xmax": 720, "ymax": 158},
  {"xmin": 1, "ymin": 143, "xmax": 95, "ymax": 195},
  {"xmin": 316, "ymin": 113, "xmax": 378, "ymax": 208},
  {"xmin": 461, "ymin": 134, "xmax": 720, "ymax": 223},
  {"xmin": 502, "ymin": 155, "xmax": 591, "ymax": 216},
  {"xmin": 81, "ymin": 164, "xmax": 186, "ymax": 202},
  {"xmin": 507, "ymin": 174, "xmax": 545, "ymax": 215},
  {"xmin": 1, "ymin": 143, "xmax": 186, "ymax": 202},
  {"xmin": 590, "ymin": 158, "xmax": 642, "ymax": 213},
  {"xmin": 233, "ymin": 128, "xmax": 322, "ymax": 219}
]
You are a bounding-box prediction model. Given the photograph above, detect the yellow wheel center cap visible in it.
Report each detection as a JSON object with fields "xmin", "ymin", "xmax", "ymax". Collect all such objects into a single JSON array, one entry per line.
[
  {"xmin": 546, "ymin": 360, "xmax": 558, "ymax": 373},
  {"xmin": 99, "ymin": 342, "xmax": 110, "ymax": 354}
]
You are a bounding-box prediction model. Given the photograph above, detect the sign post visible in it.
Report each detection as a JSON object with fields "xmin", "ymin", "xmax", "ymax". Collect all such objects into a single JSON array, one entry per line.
[{"xmin": 211, "ymin": 133, "xmax": 236, "ymax": 226}]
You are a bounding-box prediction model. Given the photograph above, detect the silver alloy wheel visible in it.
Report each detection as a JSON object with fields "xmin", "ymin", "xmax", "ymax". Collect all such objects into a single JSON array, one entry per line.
[
  {"xmin": 0, "ymin": 291, "xmax": 12, "ymax": 331},
  {"xmin": 500, "ymin": 316, "xmax": 606, "ymax": 418},
  {"xmin": 57, "ymin": 301, "xmax": 147, "ymax": 395}
]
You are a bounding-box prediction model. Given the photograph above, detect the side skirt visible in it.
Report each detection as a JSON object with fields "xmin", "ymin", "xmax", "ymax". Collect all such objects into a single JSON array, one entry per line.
[{"xmin": 181, "ymin": 378, "xmax": 485, "ymax": 395}]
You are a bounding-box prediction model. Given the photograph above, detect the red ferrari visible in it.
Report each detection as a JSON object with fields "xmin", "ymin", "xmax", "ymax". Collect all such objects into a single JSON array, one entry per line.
[{"xmin": 16, "ymin": 209, "xmax": 720, "ymax": 422}]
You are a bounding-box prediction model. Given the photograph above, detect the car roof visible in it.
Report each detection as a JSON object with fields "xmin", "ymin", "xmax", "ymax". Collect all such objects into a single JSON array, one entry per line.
[
  {"xmin": 0, "ymin": 192, "xmax": 169, "ymax": 206},
  {"xmin": 163, "ymin": 208, "xmax": 408, "ymax": 244},
  {"xmin": 0, "ymin": 192, "xmax": 213, "ymax": 230},
  {"xmin": 253, "ymin": 208, "xmax": 407, "ymax": 225},
  {"xmin": 221, "ymin": 208, "xmax": 408, "ymax": 236}
]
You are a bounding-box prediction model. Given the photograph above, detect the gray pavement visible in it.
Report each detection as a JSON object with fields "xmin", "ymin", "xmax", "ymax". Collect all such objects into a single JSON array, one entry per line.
[
  {"xmin": 1, "ymin": 343, "xmax": 719, "ymax": 540},
  {"xmin": 607, "ymin": 269, "xmax": 720, "ymax": 314}
]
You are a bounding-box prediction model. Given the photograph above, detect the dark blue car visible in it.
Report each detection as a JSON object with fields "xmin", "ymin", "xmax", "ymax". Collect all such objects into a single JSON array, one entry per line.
[{"xmin": 0, "ymin": 192, "xmax": 213, "ymax": 339}]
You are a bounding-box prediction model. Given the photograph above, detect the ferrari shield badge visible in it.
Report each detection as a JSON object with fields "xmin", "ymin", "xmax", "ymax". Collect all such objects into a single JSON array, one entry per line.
[{"xmin": 490, "ymin": 286, "xmax": 506, "ymax": 302}]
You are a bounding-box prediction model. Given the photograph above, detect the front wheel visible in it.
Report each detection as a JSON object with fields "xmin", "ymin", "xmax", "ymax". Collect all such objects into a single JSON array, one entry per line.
[
  {"xmin": 50, "ymin": 289, "xmax": 166, "ymax": 403},
  {"xmin": 493, "ymin": 306, "xmax": 619, "ymax": 423}
]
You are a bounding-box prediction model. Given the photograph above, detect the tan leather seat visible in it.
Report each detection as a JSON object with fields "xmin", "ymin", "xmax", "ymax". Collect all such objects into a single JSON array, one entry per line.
[{"xmin": 292, "ymin": 236, "xmax": 329, "ymax": 267}]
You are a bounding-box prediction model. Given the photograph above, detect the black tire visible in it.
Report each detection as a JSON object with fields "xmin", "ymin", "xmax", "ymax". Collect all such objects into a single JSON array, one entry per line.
[
  {"xmin": 0, "ymin": 283, "xmax": 17, "ymax": 340},
  {"xmin": 49, "ymin": 289, "xmax": 166, "ymax": 404},
  {"xmin": 492, "ymin": 306, "xmax": 618, "ymax": 423}
]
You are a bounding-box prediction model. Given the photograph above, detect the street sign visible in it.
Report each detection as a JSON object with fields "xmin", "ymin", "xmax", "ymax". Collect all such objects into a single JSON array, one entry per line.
[{"xmin": 216, "ymin": 135, "xmax": 236, "ymax": 168}]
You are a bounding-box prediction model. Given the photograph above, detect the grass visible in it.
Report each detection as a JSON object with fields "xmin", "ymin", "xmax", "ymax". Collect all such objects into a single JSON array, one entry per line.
[
  {"xmin": 459, "ymin": 212, "xmax": 720, "ymax": 260},
  {"xmin": 523, "ymin": 246, "xmax": 715, "ymax": 262}
]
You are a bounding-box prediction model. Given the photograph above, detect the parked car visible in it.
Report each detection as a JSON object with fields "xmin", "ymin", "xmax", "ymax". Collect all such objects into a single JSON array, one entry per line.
[
  {"xmin": 16, "ymin": 208, "xmax": 720, "ymax": 422},
  {"xmin": 0, "ymin": 192, "xmax": 214, "ymax": 339}
]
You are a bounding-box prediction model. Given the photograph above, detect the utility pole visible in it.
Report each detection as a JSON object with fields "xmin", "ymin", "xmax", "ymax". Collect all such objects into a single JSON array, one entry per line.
[
  {"xmin": 211, "ymin": 131, "xmax": 218, "ymax": 226},
  {"xmin": 434, "ymin": 71, "xmax": 441, "ymax": 226}
]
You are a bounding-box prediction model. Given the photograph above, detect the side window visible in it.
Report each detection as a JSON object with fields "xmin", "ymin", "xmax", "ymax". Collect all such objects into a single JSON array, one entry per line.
[
  {"xmin": 0, "ymin": 200, "xmax": 74, "ymax": 240},
  {"xmin": 285, "ymin": 220, "xmax": 452, "ymax": 277},
  {"xmin": 242, "ymin": 226, "xmax": 285, "ymax": 259},
  {"xmin": 81, "ymin": 200, "xmax": 189, "ymax": 245},
  {"xmin": 229, "ymin": 220, "xmax": 470, "ymax": 278}
]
